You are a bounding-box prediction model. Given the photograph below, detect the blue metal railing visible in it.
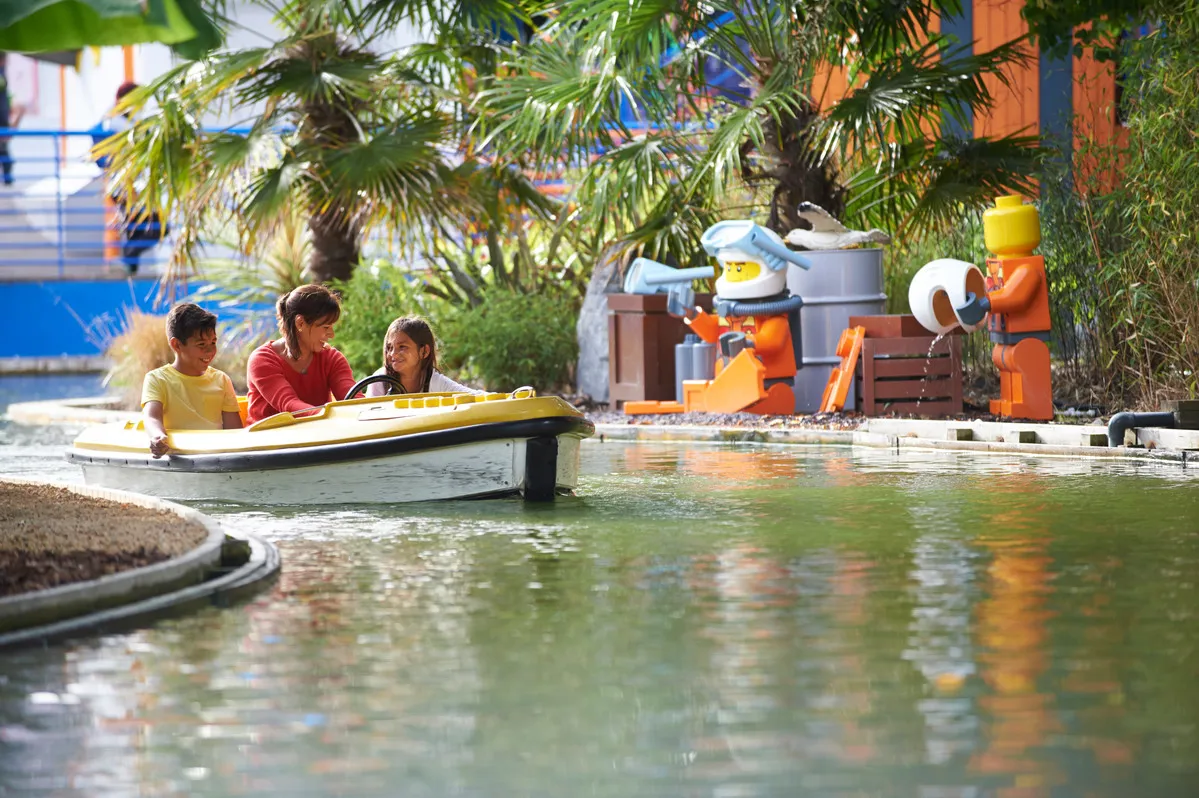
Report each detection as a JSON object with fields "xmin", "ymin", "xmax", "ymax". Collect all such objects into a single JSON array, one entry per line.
[
  {"xmin": 0, "ymin": 127, "xmax": 170, "ymax": 280},
  {"xmin": 0, "ymin": 123, "xmax": 692, "ymax": 282}
]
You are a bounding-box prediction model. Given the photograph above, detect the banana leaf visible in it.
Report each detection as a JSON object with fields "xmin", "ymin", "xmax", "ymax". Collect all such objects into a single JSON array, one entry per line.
[{"xmin": 0, "ymin": 0, "xmax": 222, "ymax": 59}]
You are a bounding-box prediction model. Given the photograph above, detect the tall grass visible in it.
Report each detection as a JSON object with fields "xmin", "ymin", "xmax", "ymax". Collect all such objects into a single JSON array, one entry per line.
[{"xmin": 1039, "ymin": 7, "xmax": 1199, "ymax": 409}]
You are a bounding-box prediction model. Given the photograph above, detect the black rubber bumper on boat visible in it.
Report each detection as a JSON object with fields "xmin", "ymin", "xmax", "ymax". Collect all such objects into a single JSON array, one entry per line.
[
  {"xmin": 66, "ymin": 416, "xmax": 595, "ymax": 472},
  {"xmin": 524, "ymin": 436, "xmax": 559, "ymax": 502}
]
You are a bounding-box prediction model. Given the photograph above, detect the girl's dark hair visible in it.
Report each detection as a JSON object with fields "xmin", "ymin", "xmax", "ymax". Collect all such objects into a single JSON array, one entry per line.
[
  {"xmin": 276, "ymin": 284, "xmax": 341, "ymax": 360},
  {"xmin": 383, "ymin": 316, "xmax": 437, "ymax": 394}
]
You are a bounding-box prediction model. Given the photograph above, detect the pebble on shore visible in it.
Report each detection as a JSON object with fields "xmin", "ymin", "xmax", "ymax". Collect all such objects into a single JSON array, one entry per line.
[{"xmin": 0, "ymin": 483, "xmax": 209, "ymax": 598}]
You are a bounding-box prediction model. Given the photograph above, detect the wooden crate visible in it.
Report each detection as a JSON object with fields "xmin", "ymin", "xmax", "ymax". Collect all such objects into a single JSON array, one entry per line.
[
  {"xmin": 856, "ymin": 333, "xmax": 964, "ymax": 418},
  {"xmin": 607, "ymin": 293, "xmax": 712, "ymax": 408}
]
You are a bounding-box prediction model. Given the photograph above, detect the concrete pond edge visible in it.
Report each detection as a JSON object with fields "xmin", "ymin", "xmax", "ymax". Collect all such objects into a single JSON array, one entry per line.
[
  {"xmin": 8, "ymin": 395, "xmax": 1197, "ymax": 468},
  {"xmin": 594, "ymin": 422, "xmax": 1195, "ymax": 466},
  {"xmin": 0, "ymin": 478, "xmax": 280, "ymax": 650}
]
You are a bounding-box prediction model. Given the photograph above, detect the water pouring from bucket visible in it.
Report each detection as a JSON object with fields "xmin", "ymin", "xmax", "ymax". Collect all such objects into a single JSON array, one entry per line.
[{"xmin": 908, "ymin": 259, "xmax": 990, "ymax": 335}]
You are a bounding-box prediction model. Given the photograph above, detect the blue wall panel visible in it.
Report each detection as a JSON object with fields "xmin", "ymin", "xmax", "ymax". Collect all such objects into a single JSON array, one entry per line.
[
  {"xmin": 0, "ymin": 280, "xmax": 264, "ymax": 358},
  {"xmin": 939, "ymin": 6, "xmax": 974, "ymax": 139},
  {"xmin": 1040, "ymin": 44, "xmax": 1075, "ymax": 157}
]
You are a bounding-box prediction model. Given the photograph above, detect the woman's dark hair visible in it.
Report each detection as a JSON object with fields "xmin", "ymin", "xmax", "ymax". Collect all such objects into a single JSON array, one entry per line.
[
  {"xmin": 383, "ymin": 316, "xmax": 437, "ymax": 394},
  {"xmin": 166, "ymin": 302, "xmax": 217, "ymax": 345},
  {"xmin": 276, "ymin": 284, "xmax": 341, "ymax": 360}
]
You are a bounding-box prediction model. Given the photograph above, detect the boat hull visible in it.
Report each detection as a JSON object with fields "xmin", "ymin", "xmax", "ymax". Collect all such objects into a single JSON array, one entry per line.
[
  {"xmin": 74, "ymin": 435, "xmax": 582, "ymax": 505},
  {"xmin": 68, "ymin": 411, "xmax": 592, "ymax": 505}
]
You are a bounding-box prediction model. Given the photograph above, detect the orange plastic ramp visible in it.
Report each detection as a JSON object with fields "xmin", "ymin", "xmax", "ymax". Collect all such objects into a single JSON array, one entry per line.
[
  {"xmin": 703, "ymin": 350, "xmax": 767, "ymax": 413},
  {"xmin": 681, "ymin": 381, "xmax": 709, "ymax": 413},
  {"xmin": 744, "ymin": 382, "xmax": 795, "ymax": 415},
  {"xmin": 819, "ymin": 326, "xmax": 866, "ymax": 413},
  {"xmin": 624, "ymin": 400, "xmax": 688, "ymax": 415}
]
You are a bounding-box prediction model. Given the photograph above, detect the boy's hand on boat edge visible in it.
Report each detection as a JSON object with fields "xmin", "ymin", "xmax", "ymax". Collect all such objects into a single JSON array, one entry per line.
[{"xmin": 149, "ymin": 434, "xmax": 170, "ymax": 458}]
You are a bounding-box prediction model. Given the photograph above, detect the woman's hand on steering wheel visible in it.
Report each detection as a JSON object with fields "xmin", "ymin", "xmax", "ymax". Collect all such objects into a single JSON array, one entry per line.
[{"xmin": 343, "ymin": 374, "xmax": 407, "ymax": 401}]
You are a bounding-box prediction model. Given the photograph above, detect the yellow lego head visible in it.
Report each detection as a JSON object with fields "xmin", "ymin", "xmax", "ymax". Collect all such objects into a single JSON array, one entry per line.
[
  {"xmin": 983, "ymin": 195, "xmax": 1040, "ymax": 258},
  {"xmin": 721, "ymin": 260, "xmax": 761, "ymax": 283},
  {"xmin": 713, "ymin": 249, "xmax": 786, "ymax": 299}
]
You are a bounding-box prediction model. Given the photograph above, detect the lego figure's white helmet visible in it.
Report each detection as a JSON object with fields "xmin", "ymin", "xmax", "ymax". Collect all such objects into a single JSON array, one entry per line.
[{"xmin": 700, "ymin": 221, "xmax": 811, "ymax": 301}]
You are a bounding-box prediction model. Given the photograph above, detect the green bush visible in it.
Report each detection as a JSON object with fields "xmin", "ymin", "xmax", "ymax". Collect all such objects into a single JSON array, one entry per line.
[
  {"xmin": 441, "ymin": 288, "xmax": 579, "ymax": 392},
  {"xmin": 329, "ymin": 262, "xmax": 447, "ymax": 378}
]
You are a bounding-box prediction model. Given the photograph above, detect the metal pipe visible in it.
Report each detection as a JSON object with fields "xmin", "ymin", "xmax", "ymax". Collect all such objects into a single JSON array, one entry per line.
[{"xmin": 1107, "ymin": 411, "xmax": 1176, "ymax": 447}]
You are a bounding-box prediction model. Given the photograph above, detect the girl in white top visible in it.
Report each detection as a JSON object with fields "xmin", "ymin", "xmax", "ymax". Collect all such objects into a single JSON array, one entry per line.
[{"xmin": 365, "ymin": 316, "xmax": 483, "ymax": 397}]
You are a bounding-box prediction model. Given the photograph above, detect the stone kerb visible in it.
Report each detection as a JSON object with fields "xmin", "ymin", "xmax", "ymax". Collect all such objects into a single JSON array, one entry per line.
[{"xmin": 0, "ymin": 478, "xmax": 226, "ymax": 635}]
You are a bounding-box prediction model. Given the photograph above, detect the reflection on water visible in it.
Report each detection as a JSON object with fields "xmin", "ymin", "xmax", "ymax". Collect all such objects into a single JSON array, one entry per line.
[{"xmin": 1, "ymin": 406, "xmax": 1199, "ymax": 795}]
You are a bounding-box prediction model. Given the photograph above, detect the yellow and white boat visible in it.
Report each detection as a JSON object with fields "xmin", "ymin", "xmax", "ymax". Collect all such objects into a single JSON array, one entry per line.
[{"xmin": 67, "ymin": 388, "xmax": 594, "ymax": 504}]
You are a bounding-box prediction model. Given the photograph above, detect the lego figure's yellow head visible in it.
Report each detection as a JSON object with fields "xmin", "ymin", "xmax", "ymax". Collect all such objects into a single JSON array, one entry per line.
[
  {"xmin": 700, "ymin": 220, "xmax": 809, "ymax": 300},
  {"xmin": 984, "ymin": 195, "xmax": 1040, "ymax": 259},
  {"xmin": 714, "ymin": 250, "xmax": 787, "ymax": 299}
]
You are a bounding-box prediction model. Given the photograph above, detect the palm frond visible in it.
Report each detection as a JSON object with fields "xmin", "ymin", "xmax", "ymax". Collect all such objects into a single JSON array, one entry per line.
[
  {"xmin": 844, "ymin": 134, "xmax": 1042, "ymax": 237},
  {"xmin": 561, "ymin": 0, "xmax": 683, "ymax": 64},
  {"xmin": 821, "ymin": 0, "xmax": 966, "ymax": 61},
  {"xmin": 238, "ymin": 47, "xmax": 382, "ymax": 108},
  {"xmin": 322, "ymin": 115, "xmax": 449, "ymax": 203},
  {"xmin": 473, "ymin": 28, "xmax": 658, "ymax": 166},
  {"xmin": 820, "ymin": 37, "xmax": 1035, "ymax": 158}
]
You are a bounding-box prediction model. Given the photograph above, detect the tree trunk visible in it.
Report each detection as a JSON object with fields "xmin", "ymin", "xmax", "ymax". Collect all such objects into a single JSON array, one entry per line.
[
  {"xmin": 307, "ymin": 209, "xmax": 360, "ymax": 284},
  {"xmin": 295, "ymin": 34, "xmax": 367, "ymax": 285},
  {"xmin": 740, "ymin": 101, "xmax": 846, "ymax": 236}
]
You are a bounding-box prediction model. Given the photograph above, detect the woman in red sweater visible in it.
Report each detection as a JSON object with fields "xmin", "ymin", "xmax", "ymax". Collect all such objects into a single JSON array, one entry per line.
[{"xmin": 245, "ymin": 284, "xmax": 358, "ymax": 424}]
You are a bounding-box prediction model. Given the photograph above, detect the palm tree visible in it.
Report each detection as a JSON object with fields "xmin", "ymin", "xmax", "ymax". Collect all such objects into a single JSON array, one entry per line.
[
  {"xmin": 100, "ymin": 0, "xmax": 467, "ymax": 284},
  {"xmin": 474, "ymin": 0, "xmax": 1042, "ymax": 265},
  {"xmin": 359, "ymin": 0, "xmax": 595, "ymax": 305}
]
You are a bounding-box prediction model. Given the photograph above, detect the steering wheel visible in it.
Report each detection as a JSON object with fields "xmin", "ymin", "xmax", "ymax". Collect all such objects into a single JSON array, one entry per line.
[{"xmin": 344, "ymin": 374, "xmax": 407, "ymax": 401}]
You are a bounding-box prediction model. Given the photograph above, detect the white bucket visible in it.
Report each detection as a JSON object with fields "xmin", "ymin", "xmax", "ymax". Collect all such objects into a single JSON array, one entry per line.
[{"xmin": 907, "ymin": 258, "xmax": 988, "ymax": 335}]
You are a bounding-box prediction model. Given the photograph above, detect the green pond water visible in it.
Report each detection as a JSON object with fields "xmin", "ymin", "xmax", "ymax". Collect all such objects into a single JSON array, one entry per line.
[{"xmin": 2, "ymin": 376, "xmax": 1199, "ymax": 797}]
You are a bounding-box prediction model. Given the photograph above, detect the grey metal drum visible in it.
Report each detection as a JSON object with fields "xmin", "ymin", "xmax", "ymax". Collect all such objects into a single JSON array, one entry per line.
[{"xmin": 785, "ymin": 248, "xmax": 886, "ymax": 413}]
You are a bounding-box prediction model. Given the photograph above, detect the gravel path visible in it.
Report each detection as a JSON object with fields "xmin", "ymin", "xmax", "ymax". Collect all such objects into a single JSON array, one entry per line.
[
  {"xmin": 586, "ymin": 409, "xmax": 867, "ymax": 430},
  {"xmin": 0, "ymin": 483, "xmax": 209, "ymax": 597}
]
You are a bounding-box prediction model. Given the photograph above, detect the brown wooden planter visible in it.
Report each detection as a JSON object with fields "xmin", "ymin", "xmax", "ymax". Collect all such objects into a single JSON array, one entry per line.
[{"xmin": 607, "ymin": 293, "xmax": 712, "ymax": 408}]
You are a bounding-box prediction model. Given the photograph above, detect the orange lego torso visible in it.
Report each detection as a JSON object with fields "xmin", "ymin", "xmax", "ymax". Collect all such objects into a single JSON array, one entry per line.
[
  {"xmin": 985, "ymin": 255, "xmax": 1051, "ymax": 336},
  {"xmin": 687, "ymin": 309, "xmax": 796, "ymax": 380}
]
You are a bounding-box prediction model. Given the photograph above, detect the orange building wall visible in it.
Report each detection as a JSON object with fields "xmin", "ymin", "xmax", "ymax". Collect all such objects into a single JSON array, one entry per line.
[
  {"xmin": 972, "ymin": 0, "xmax": 1039, "ymax": 138},
  {"xmin": 1072, "ymin": 25, "xmax": 1123, "ymax": 191},
  {"xmin": 812, "ymin": 1, "xmax": 1122, "ymax": 189}
]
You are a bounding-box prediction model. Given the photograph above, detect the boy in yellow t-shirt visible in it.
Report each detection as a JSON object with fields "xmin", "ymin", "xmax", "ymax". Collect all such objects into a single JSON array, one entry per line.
[{"xmin": 142, "ymin": 303, "xmax": 243, "ymax": 457}]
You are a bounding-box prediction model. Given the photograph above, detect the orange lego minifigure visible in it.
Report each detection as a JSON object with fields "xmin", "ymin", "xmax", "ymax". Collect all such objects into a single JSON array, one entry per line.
[
  {"xmin": 621, "ymin": 221, "xmax": 810, "ymax": 416},
  {"xmin": 678, "ymin": 221, "xmax": 809, "ymax": 414},
  {"xmin": 955, "ymin": 196, "xmax": 1054, "ymax": 420}
]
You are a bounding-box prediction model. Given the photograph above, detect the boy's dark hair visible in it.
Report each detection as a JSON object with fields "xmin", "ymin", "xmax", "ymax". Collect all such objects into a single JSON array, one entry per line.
[
  {"xmin": 166, "ymin": 303, "xmax": 218, "ymax": 344},
  {"xmin": 276, "ymin": 284, "xmax": 341, "ymax": 359}
]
